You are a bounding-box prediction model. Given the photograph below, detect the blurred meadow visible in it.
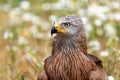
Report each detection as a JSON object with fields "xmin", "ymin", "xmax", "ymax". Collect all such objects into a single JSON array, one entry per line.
[{"xmin": 0, "ymin": 0, "xmax": 120, "ymax": 80}]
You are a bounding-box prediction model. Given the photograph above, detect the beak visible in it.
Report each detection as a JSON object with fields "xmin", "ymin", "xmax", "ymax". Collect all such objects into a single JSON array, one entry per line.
[
  {"xmin": 51, "ymin": 27, "xmax": 57, "ymax": 35},
  {"xmin": 51, "ymin": 23, "xmax": 66, "ymax": 35}
]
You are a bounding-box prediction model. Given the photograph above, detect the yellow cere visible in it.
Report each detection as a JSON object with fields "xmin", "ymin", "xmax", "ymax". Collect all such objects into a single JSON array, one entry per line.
[{"xmin": 54, "ymin": 23, "xmax": 66, "ymax": 33}]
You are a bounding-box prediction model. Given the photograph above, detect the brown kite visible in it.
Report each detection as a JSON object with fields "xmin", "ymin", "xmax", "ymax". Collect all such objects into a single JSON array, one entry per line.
[{"xmin": 37, "ymin": 15, "xmax": 108, "ymax": 80}]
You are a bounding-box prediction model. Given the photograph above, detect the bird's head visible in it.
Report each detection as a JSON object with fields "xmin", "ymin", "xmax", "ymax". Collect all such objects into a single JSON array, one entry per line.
[{"xmin": 51, "ymin": 15, "xmax": 84, "ymax": 37}]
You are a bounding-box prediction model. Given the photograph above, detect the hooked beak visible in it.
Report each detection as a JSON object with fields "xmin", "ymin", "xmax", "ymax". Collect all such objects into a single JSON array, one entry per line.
[
  {"xmin": 51, "ymin": 27, "xmax": 57, "ymax": 35},
  {"xmin": 51, "ymin": 23, "xmax": 66, "ymax": 35}
]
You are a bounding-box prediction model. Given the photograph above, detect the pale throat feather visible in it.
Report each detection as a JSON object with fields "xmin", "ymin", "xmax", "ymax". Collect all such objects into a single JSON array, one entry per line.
[{"xmin": 52, "ymin": 32, "xmax": 87, "ymax": 55}]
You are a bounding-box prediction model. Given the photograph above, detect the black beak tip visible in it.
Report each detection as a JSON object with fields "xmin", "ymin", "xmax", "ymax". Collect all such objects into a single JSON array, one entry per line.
[{"xmin": 51, "ymin": 27, "xmax": 57, "ymax": 35}]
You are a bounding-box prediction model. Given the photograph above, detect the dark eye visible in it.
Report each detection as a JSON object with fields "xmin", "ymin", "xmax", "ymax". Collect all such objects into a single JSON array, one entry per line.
[{"xmin": 63, "ymin": 22, "xmax": 70, "ymax": 28}]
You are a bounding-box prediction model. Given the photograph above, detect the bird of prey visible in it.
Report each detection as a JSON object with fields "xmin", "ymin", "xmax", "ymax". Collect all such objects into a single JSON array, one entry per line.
[{"xmin": 37, "ymin": 15, "xmax": 108, "ymax": 80}]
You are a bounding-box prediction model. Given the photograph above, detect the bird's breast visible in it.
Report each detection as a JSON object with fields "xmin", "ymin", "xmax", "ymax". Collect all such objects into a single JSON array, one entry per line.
[{"xmin": 44, "ymin": 52, "xmax": 93, "ymax": 80}]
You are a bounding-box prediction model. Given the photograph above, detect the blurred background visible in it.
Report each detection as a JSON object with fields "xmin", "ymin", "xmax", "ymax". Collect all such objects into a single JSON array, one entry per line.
[{"xmin": 0, "ymin": 0, "xmax": 120, "ymax": 80}]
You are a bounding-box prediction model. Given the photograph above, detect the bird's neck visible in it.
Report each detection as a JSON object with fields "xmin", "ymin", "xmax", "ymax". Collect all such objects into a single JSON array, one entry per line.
[
  {"xmin": 52, "ymin": 34, "xmax": 87, "ymax": 55},
  {"xmin": 50, "ymin": 34, "xmax": 93, "ymax": 79}
]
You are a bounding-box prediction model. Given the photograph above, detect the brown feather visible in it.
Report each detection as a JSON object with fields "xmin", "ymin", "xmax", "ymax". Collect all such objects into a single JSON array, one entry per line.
[
  {"xmin": 87, "ymin": 54, "xmax": 103, "ymax": 68},
  {"xmin": 37, "ymin": 71, "xmax": 48, "ymax": 80}
]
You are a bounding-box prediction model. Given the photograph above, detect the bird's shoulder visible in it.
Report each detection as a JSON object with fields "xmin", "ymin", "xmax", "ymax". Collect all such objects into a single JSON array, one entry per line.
[
  {"xmin": 37, "ymin": 71, "xmax": 48, "ymax": 80},
  {"xmin": 87, "ymin": 53, "xmax": 103, "ymax": 68}
]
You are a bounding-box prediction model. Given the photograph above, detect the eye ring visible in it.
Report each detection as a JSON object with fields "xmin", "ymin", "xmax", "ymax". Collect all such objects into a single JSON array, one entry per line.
[{"xmin": 63, "ymin": 22, "xmax": 70, "ymax": 28}]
